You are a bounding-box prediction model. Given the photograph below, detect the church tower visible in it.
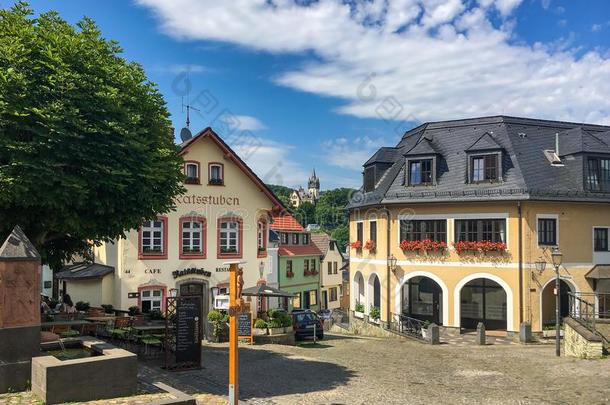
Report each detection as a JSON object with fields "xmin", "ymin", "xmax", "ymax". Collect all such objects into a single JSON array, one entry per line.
[{"xmin": 308, "ymin": 169, "xmax": 320, "ymax": 202}]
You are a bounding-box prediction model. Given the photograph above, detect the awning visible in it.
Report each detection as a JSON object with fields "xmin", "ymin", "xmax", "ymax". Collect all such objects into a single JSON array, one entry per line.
[
  {"xmin": 55, "ymin": 262, "xmax": 114, "ymax": 280},
  {"xmin": 241, "ymin": 284, "xmax": 294, "ymax": 298},
  {"xmin": 585, "ymin": 264, "xmax": 610, "ymax": 280}
]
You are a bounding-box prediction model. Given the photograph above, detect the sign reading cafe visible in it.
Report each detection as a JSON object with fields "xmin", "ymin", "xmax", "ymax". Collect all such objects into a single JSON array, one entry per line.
[{"xmin": 172, "ymin": 267, "xmax": 212, "ymax": 279}]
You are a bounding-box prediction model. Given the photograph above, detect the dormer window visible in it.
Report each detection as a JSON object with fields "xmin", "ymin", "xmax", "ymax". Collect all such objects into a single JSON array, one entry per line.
[
  {"xmin": 586, "ymin": 156, "xmax": 610, "ymax": 192},
  {"xmin": 184, "ymin": 161, "xmax": 200, "ymax": 184},
  {"xmin": 470, "ymin": 154, "xmax": 499, "ymax": 183},
  {"xmin": 209, "ymin": 162, "xmax": 224, "ymax": 186},
  {"xmin": 409, "ymin": 159, "xmax": 433, "ymax": 186}
]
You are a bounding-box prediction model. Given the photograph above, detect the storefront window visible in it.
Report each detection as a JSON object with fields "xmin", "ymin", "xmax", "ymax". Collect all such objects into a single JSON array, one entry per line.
[
  {"xmin": 293, "ymin": 292, "xmax": 301, "ymax": 309},
  {"xmin": 309, "ymin": 290, "xmax": 317, "ymax": 306},
  {"xmin": 141, "ymin": 289, "xmax": 163, "ymax": 313}
]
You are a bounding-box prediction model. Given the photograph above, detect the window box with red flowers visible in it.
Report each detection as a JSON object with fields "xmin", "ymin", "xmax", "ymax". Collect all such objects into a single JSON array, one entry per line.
[
  {"xmin": 350, "ymin": 240, "xmax": 363, "ymax": 252},
  {"xmin": 399, "ymin": 239, "xmax": 447, "ymax": 253},
  {"xmin": 452, "ymin": 240, "xmax": 507, "ymax": 254},
  {"xmin": 286, "ymin": 271, "xmax": 295, "ymax": 278},
  {"xmin": 364, "ymin": 240, "xmax": 376, "ymax": 253}
]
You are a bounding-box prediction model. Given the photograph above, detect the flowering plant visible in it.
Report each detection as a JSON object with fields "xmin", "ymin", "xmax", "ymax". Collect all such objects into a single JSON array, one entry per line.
[
  {"xmin": 350, "ymin": 240, "xmax": 363, "ymax": 249},
  {"xmin": 399, "ymin": 239, "xmax": 447, "ymax": 252},
  {"xmin": 452, "ymin": 240, "xmax": 507, "ymax": 254},
  {"xmin": 364, "ymin": 240, "xmax": 376, "ymax": 251},
  {"xmin": 286, "ymin": 271, "xmax": 294, "ymax": 278}
]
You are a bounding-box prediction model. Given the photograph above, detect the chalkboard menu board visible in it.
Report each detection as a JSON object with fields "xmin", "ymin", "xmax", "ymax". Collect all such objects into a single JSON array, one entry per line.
[
  {"xmin": 175, "ymin": 296, "xmax": 202, "ymax": 366},
  {"xmin": 237, "ymin": 312, "xmax": 252, "ymax": 338}
]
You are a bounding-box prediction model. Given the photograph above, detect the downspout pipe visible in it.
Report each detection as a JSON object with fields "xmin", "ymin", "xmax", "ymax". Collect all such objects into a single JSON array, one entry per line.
[
  {"xmin": 382, "ymin": 206, "xmax": 392, "ymax": 328},
  {"xmin": 518, "ymin": 201, "xmax": 523, "ymax": 325}
]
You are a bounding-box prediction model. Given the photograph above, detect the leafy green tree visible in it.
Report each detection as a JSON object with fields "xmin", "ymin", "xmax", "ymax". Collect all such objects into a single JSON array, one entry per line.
[
  {"xmin": 0, "ymin": 3, "xmax": 184, "ymax": 268},
  {"xmin": 331, "ymin": 224, "xmax": 349, "ymax": 252},
  {"xmin": 293, "ymin": 201, "xmax": 315, "ymax": 227}
]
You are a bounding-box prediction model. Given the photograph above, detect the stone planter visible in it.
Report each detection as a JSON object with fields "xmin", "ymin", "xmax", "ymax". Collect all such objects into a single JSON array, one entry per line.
[
  {"xmin": 268, "ymin": 327, "xmax": 284, "ymax": 336},
  {"xmin": 354, "ymin": 311, "xmax": 364, "ymax": 319},
  {"xmin": 283, "ymin": 326, "xmax": 293, "ymax": 333},
  {"xmin": 253, "ymin": 328, "xmax": 267, "ymax": 336},
  {"xmin": 370, "ymin": 317, "xmax": 380, "ymax": 325}
]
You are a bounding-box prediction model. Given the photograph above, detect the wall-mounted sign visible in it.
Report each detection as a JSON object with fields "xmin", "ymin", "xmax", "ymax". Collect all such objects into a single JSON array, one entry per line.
[
  {"xmin": 172, "ymin": 267, "xmax": 212, "ymax": 279},
  {"xmin": 175, "ymin": 194, "xmax": 240, "ymax": 206},
  {"xmin": 215, "ymin": 267, "xmax": 230, "ymax": 273},
  {"xmin": 145, "ymin": 268, "xmax": 161, "ymax": 274},
  {"xmin": 128, "ymin": 292, "xmax": 140, "ymax": 299}
]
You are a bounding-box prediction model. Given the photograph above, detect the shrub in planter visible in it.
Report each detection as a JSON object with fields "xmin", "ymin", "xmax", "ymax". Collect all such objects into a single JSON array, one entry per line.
[
  {"xmin": 208, "ymin": 310, "xmax": 228, "ymax": 341},
  {"xmin": 128, "ymin": 306, "xmax": 141, "ymax": 316},
  {"xmin": 355, "ymin": 303, "xmax": 365, "ymax": 313},
  {"xmin": 267, "ymin": 318, "xmax": 284, "ymax": 335},
  {"xmin": 254, "ymin": 319, "xmax": 268, "ymax": 329},
  {"xmin": 268, "ymin": 309, "xmax": 282, "ymax": 319},
  {"xmin": 369, "ymin": 306, "xmax": 380, "ymax": 321},
  {"xmin": 75, "ymin": 301, "xmax": 90, "ymax": 312},
  {"xmin": 101, "ymin": 304, "xmax": 114, "ymax": 314}
]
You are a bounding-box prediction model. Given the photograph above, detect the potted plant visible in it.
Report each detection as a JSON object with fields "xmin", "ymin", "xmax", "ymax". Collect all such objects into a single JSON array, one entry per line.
[
  {"xmin": 350, "ymin": 240, "xmax": 363, "ymax": 251},
  {"xmin": 354, "ymin": 303, "xmax": 365, "ymax": 319},
  {"xmin": 280, "ymin": 314, "xmax": 293, "ymax": 333},
  {"xmin": 267, "ymin": 318, "xmax": 284, "ymax": 335},
  {"xmin": 254, "ymin": 319, "xmax": 268, "ymax": 336},
  {"xmin": 369, "ymin": 306, "xmax": 380, "ymax": 324},
  {"xmin": 421, "ymin": 320, "xmax": 431, "ymax": 339},
  {"xmin": 208, "ymin": 310, "xmax": 229, "ymax": 342},
  {"xmin": 364, "ymin": 239, "xmax": 376, "ymax": 253},
  {"xmin": 101, "ymin": 304, "xmax": 114, "ymax": 314},
  {"xmin": 75, "ymin": 301, "xmax": 90, "ymax": 313}
]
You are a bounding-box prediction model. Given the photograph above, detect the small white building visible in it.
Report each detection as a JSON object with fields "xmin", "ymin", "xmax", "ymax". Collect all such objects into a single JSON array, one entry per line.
[{"xmin": 311, "ymin": 234, "xmax": 344, "ymax": 310}]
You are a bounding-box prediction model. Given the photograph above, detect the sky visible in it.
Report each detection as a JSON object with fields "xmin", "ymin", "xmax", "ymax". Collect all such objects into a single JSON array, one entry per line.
[{"xmin": 8, "ymin": 0, "xmax": 610, "ymax": 189}]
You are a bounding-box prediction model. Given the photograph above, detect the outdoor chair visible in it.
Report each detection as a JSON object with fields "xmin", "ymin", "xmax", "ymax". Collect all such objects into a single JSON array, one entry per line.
[
  {"xmin": 140, "ymin": 334, "xmax": 163, "ymax": 358},
  {"xmin": 109, "ymin": 317, "xmax": 133, "ymax": 346}
]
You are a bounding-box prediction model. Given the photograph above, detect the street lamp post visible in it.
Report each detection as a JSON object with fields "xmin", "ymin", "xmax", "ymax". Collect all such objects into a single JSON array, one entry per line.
[{"xmin": 551, "ymin": 248, "xmax": 563, "ymax": 357}]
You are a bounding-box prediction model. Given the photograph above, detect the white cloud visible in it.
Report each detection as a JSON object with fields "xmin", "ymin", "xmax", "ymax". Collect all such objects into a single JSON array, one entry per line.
[
  {"xmin": 138, "ymin": 0, "xmax": 610, "ymax": 127},
  {"xmin": 541, "ymin": 0, "xmax": 551, "ymax": 10},
  {"xmin": 155, "ymin": 63, "xmax": 209, "ymax": 74},
  {"xmin": 222, "ymin": 115, "xmax": 267, "ymax": 131},
  {"xmin": 321, "ymin": 136, "xmax": 389, "ymax": 171},
  {"xmin": 229, "ymin": 137, "xmax": 309, "ymax": 188},
  {"xmin": 592, "ymin": 24, "xmax": 603, "ymax": 33}
]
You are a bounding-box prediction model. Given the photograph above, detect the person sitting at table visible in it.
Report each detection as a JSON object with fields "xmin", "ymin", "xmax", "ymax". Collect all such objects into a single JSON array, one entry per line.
[
  {"xmin": 62, "ymin": 294, "xmax": 76, "ymax": 314},
  {"xmin": 40, "ymin": 295, "xmax": 51, "ymax": 314}
]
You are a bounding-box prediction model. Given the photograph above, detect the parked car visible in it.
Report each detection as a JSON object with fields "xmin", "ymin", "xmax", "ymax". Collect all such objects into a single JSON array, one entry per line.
[{"xmin": 291, "ymin": 309, "xmax": 324, "ymax": 340}]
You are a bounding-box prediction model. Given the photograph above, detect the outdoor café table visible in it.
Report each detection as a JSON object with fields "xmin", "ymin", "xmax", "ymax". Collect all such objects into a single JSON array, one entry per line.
[{"xmin": 84, "ymin": 316, "xmax": 117, "ymax": 322}]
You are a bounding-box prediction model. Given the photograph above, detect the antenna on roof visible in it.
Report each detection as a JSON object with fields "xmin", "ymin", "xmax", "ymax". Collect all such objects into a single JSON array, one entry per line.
[{"xmin": 179, "ymin": 74, "xmax": 200, "ymax": 142}]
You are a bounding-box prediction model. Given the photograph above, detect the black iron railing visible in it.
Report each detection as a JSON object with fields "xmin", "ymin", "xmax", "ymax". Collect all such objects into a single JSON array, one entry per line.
[
  {"xmin": 389, "ymin": 313, "xmax": 426, "ymax": 340},
  {"xmin": 568, "ymin": 292, "xmax": 610, "ymax": 346}
]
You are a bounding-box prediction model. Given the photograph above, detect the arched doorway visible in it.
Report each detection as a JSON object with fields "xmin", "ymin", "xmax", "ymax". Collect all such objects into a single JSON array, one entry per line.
[
  {"xmin": 540, "ymin": 279, "xmax": 573, "ymax": 327},
  {"xmin": 177, "ymin": 280, "xmax": 209, "ymax": 339},
  {"xmin": 460, "ymin": 278, "xmax": 507, "ymax": 331},
  {"xmin": 401, "ymin": 276, "xmax": 443, "ymax": 325},
  {"xmin": 353, "ymin": 272, "xmax": 365, "ymax": 308},
  {"xmin": 368, "ymin": 273, "xmax": 381, "ymax": 311}
]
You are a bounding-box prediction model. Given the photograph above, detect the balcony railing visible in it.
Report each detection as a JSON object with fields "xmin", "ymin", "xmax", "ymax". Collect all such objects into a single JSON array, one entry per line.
[
  {"xmin": 389, "ymin": 313, "xmax": 426, "ymax": 341},
  {"xmin": 568, "ymin": 292, "xmax": 610, "ymax": 332}
]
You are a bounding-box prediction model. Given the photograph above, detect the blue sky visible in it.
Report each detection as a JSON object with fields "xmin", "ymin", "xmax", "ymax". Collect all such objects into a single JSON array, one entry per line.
[{"xmin": 11, "ymin": 0, "xmax": 610, "ymax": 189}]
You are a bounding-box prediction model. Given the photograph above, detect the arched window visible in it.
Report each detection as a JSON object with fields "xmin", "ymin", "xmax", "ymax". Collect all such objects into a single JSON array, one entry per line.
[
  {"xmin": 257, "ymin": 220, "xmax": 267, "ymax": 257},
  {"xmin": 179, "ymin": 216, "xmax": 206, "ymax": 259}
]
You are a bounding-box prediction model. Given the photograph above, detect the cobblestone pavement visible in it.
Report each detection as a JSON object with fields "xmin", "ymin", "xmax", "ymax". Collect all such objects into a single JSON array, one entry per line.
[
  {"xmin": 137, "ymin": 333, "xmax": 610, "ymax": 405},
  {"xmin": 0, "ymin": 391, "xmax": 175, "ymax": 405}
]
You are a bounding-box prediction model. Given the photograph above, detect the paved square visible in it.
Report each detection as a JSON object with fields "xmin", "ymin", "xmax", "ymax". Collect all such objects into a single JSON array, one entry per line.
[{"xmin": 139, "ymin": 334, "xmax": 610, "ymax": 404}]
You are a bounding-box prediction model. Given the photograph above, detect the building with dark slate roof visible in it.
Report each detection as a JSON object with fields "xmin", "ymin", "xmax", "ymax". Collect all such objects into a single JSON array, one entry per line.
[{"xmin": 347, "ymin": 116, "xmax": 610, "ymax": 336}]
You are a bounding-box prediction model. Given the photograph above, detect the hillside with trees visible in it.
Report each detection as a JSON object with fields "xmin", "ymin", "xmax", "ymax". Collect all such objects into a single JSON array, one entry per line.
[{"xmin": 267, "ymin": 184, "xmax": 355, "ymax": 251}]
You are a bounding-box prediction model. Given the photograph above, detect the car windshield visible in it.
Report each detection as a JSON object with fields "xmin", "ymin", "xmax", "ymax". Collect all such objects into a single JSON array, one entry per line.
[{"xmin": 295, "ymin": 313, "xmax": 316, "ymax": 322}]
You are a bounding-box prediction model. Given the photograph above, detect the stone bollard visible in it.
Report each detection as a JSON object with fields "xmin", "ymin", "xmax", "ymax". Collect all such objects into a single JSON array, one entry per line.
[
  {"xmin": 519, "ymin": 322, "xmax": 532, "ymax": 343},
  {"xmin": 429, "ymin": 323, "xmax": 440, "ymax": 345},
  {"xmin": 476, "ymin": 322, "xmax": 486, "ymax": 345}
]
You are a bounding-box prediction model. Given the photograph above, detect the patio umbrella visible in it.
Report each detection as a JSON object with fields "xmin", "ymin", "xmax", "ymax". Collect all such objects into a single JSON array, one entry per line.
[{"xmin": 241, "ymin": 284, "xmax": 294, "ymax": 298}]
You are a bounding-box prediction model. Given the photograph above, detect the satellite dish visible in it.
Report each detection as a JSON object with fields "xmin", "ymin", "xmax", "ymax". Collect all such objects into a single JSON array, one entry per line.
[{"xmin": 180, "ymin": 127, "xmax": 192, "ymax": 142}]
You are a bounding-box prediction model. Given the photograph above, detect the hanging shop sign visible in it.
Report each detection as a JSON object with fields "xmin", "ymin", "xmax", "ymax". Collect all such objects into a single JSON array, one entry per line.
[{"xmin": 172, "ymin": 267, "xmax": 212, "ymax": 279}]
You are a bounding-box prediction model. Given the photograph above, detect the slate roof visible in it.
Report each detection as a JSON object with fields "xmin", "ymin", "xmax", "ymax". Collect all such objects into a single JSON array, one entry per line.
[
  {"xmin": 0, "ymin": 226, "xmax": 40, "ymax": 261},
  {"xmin": 558, "ymin": 128, "xmax": 610, "ymax": 156},
  {"xmin": 55, "ymin": 262, "xmax": 115, "ymax": 280},
  {"xmin": 348, "ymin": 115, "xmax": 610, "ymax": 208},
  {"xmin": 364, "ymin": 147, "xmax": 401, "ymax": 165},
  {"xmin": 405, "ymin": 137, "xmax": 439, "ymax": 156}
]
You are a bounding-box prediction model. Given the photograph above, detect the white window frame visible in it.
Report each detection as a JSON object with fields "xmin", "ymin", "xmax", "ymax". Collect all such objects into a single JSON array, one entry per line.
[
  {"xmin": 142, "ymin": 220, "xmax": 163, "ymax": 253},
  {"xmin": 185, "ymin": 163, "xmax": 199, "ymax": 181},
  {"xmin": 536, "ymin": 214, "xmax": 559, "ymax": 248},
  {"xmin": 141, "ymin": 289, "xmax": 163, "ymax": 313},
  {"xmin": 182, "ymin": 220, "xmax": 203, "ymax": 253},
  {"xmin": 209, "ymin": 164, "xmax": 224, "ymax": 184},
  {"xmin": 220, "ymin": 221, "xmax": 239, "ymax": 254}
]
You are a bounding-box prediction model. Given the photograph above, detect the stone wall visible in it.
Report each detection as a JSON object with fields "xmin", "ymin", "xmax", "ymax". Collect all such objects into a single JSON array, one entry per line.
[
  {"xmin": 564, "ymin": 318, "xmax": 604, "ymax": 359},
  {"xmin": 594, "ymin": 320, "xmax": 610, "ymax": 350},
  {"xmin": 332, "ymin": 314, "xmax": 403, "ymax": 339}
]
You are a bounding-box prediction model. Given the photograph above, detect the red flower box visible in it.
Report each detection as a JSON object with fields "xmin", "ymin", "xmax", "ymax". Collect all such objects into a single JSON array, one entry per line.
[
  {"xmin": 400, "ymin": 239, "xmax": 447, "ymax": 252},
  {"xmin": 350, "ymin": 240, "xmax": 363, "ymax": 249},
  {"xmin": 452, "ymin": 240, "xmax": 507, "ymax": 254},
  {"xmin": 286, "ymin": 271, "xmax": 294, "ymax": 278},
  {"xmin": 364, "ymin": 240, "xmax": 376, "ymax": 251}
]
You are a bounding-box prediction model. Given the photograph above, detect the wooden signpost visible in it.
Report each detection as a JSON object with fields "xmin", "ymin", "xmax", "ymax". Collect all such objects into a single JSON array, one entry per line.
[{"xmin": 226, "ymin": 260, "xmax": 246, "ymax": 405}]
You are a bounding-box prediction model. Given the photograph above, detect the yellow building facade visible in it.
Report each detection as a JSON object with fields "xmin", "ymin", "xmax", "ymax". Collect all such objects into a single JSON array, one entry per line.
[{"xmin": 348, "ymin": 116, "xmax": 610, "ymax": 335}]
